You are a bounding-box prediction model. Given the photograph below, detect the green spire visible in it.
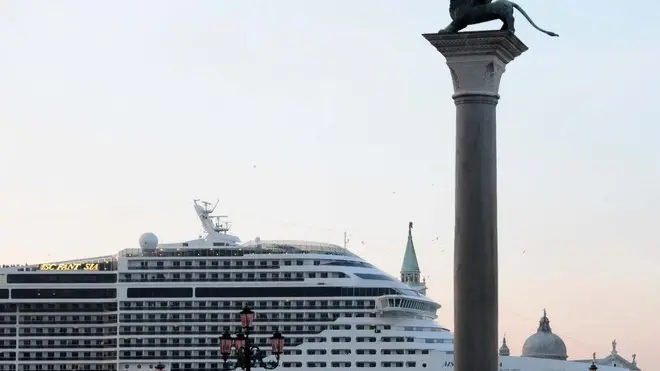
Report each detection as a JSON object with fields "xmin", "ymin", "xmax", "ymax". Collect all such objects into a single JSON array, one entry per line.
[{"xmin": 401, "ymin": 222, "xmax": 421, "ymax": 273}]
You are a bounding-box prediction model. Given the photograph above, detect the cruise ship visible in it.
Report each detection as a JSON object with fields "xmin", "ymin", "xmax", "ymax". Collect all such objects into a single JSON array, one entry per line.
[{"xmin": 0, "ymin": 199, "xmax": 626, "ymax": 371}]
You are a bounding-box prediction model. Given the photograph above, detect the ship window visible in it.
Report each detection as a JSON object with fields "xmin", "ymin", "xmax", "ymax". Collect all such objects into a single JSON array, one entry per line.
[
  {"xmin": 195, "ymin": 286, "xmax": 398, "ymax": 298},
  {"xmin": 324, "ymin": 260, "xmax": 374, "ymax": 268},
  {"xmin": 355, "ymin": 273, "xmax": 394, "ymax": 281},
  {"xmin": 11, "ymin": 289, "xmax": 116, "ymax": 299},
  {"xmin": 127, "ymin": 287, "xmax": 192, "ymax": 298},
  {"xmin": 307, "ymin": 362, "xmax": 327, "ymax": 367},
  {"xmin": 7, "ymin": 274, "xmax": 117, "ymax": 284}
]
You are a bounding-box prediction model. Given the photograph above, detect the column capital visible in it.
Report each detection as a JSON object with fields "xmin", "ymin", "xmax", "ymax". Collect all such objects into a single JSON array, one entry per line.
[{"xmin": 423, "ymin": 31, "xmax": 527, "ymax": 98}]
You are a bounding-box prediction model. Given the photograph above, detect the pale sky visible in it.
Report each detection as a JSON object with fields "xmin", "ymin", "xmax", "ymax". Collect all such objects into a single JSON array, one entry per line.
[{"xmin": 1, "ymin": 0, "xmax": 658, "ymax": 367}]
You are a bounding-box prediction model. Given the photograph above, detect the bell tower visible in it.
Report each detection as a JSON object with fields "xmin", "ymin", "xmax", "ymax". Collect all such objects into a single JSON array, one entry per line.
[{"xmin": 400, "ymin": 222, "xmax": 427, "ymax": 295}]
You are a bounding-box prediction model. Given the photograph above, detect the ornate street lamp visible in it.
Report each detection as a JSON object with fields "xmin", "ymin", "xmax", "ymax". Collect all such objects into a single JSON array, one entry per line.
[
  {"xmin": 240, "ymin": 307, "xmax": 255, "ymax": 328},
  {"xmin": 220, "ymin": 306, "xmax": 285, "ymax": 371}
]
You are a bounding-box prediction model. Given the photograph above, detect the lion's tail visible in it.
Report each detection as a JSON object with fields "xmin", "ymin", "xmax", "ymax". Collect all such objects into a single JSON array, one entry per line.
[{"xmin": 508, "ymin": 1, "xmax": 559, "ymax": 37}]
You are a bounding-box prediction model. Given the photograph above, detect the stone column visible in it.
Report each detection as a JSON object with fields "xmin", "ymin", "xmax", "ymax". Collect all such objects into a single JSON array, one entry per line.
[{"xmin": 422, "ymin": 31, "xmax": 527, "ymax": 371}]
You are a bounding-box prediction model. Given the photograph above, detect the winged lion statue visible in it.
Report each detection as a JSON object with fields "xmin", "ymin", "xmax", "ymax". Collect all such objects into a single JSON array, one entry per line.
[{"xmin": 439, "ymin": 0, "xmax": 559, "ymax": 37}]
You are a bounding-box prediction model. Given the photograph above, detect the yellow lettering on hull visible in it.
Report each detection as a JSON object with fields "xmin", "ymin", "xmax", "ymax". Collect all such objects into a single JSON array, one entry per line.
[{"xmin": 38, "ymin": 262, "xmax": 102, "ymax": 271}]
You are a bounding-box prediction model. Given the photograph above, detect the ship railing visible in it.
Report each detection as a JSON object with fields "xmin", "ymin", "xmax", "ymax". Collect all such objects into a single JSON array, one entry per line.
[
  {"xmin": 118, "ymin": 277, "xmax": 307, "ymax": 283},
  {"xmin": 118, "ymin": 241, "xmax": 356, "ymax": 258}
]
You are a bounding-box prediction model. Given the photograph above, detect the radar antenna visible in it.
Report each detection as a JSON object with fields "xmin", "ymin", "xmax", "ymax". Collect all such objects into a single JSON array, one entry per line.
[{"xmin": 199, "ymin": 199, "xmax": 218, "ymax": 214}]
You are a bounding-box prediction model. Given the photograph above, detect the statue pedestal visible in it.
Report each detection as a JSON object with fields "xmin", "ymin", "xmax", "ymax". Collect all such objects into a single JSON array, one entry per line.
[{"xmin": 422, "ymin": 30, "xmax": 527, "ymax": 371}]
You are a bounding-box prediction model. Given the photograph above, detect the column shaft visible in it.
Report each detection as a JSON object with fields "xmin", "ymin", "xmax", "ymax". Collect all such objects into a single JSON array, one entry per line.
[{"xmin": 453, "ymin": 94, "xmax": 499, "ymax": 371}]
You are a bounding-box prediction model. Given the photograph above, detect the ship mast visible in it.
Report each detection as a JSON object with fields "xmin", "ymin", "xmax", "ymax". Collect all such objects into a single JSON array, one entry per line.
[{"xmin": 193, "ymin": 199, "xmax": 232, "ymax": 236}]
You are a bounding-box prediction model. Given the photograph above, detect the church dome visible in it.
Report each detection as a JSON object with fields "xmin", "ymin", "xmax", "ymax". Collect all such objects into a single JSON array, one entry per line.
[{"xmin": 521, "ymin": 309, "xmax": 568, "ymax": 360}]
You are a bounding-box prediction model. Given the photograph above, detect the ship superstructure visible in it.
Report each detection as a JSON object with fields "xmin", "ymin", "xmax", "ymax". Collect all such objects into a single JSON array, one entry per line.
[{"xmin": 0, "ymin": 200, "xmax": 629, "ymax": 371}]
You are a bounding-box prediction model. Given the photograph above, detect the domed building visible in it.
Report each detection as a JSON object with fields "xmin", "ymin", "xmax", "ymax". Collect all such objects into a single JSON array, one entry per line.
[{"xmin": 521, "ymin": 309, "xmax": 568, "ymax": 360}]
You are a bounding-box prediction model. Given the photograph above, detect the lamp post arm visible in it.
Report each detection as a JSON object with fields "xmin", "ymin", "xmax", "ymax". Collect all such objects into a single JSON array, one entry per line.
[
  {"xmin": 222, "ymin": 360, "xmax": 240, "ymax": 371},
  {"xmin": 246, "ymin": 345, "xmax": 281, "ymax": 370},
  {"xmin": 259, "ymin": 355, "xmax": 282, "ymax": 370}
]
